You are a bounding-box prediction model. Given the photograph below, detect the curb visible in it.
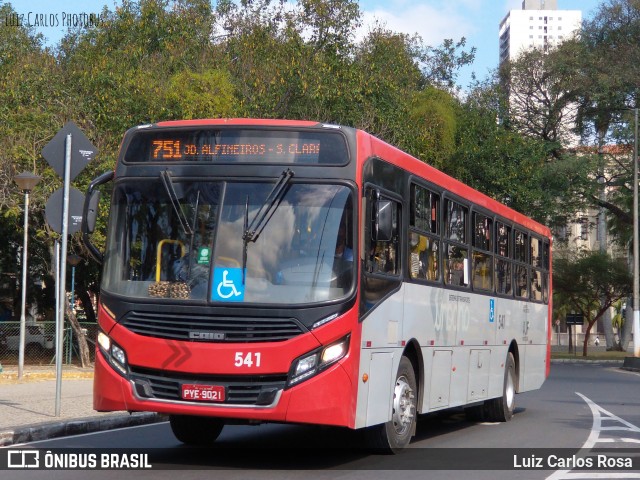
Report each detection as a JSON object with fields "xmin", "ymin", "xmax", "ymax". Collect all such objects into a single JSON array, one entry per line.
[
  {"xmin": 622, "ymin": 356, "xmax": 640, "ymax": 373},
  {"xmin": 551, "ymin": 357, "xmax": 624, "ymax": 365},
  {"xmin": 550, "ymin": 359, "xmax": 624, "ymax": 365},
  {"xmin": 0, "ymin": 413, "xmax": 167, "ymax": 447}
]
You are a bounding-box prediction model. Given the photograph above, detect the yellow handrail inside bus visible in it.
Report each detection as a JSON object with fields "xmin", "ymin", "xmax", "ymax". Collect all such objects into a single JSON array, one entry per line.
[
  {"xmin": 216, "ymin": 256, "xmax": 241, "ymax": 268},
  {"xmin": 156, "ymin": 239, "xmax": 186, "ymax": 282}
]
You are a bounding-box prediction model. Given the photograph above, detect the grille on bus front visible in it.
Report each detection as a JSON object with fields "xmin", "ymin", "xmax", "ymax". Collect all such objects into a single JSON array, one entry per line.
[
  {"xmin": 129, "ymin": 367, "xmax": 287, "ymax": 406},
  {"xmin": 121, "ymin": 311, "xmax": 306, "ymax": 342}
]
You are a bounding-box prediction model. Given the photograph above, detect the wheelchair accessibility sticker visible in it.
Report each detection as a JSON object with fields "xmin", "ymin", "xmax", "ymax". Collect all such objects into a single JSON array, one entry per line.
[
  {"xmin": 489, "ymin": 298, "xmax": 495, "ymax": 323},
  {"xmin": 212, "ymin": 268, "xmax": 245, "ymax": 302}
]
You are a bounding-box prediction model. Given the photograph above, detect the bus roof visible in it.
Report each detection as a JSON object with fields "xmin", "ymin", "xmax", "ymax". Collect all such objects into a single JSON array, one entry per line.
[{"xmin": 155, "ymin": 118, "xmax": 322, "ymax": 128}]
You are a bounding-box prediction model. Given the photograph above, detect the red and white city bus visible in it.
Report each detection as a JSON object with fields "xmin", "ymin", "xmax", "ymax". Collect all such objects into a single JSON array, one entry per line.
[{"xmin": 83, "ymin": 119, "xmax": 552, "ymax": 452}]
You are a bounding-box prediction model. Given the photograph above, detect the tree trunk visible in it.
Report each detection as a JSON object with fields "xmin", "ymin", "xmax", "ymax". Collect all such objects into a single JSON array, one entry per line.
[
  {"xmin": 64, "ymin": 298, "xmax": 92, "ymax": 368},
  {"xmin": 76, "ymin": 288, "xmax": 97, "ymax": 324},
  {"xmin": 601, "ymin": 307, "xmax": 615, "ymax": 350},
  {"xmin": 620, "ymin": 296, "xmax": 634, "ymax": 351},
  {"xmin": 583, "ymin": 320, "xmax": 595, "ymax": 357},
  {"xmin": 568, "ymin": 324, "xmax": 573, "ymax": 354}
]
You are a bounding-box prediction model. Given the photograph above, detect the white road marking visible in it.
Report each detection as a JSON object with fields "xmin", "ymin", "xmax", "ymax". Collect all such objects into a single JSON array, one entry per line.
[{"xmin": 546, "ymin": 393, "xmax": 640, "ymax": 480}]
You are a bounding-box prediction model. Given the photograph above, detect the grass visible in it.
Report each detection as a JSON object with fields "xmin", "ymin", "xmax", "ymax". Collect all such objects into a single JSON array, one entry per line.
[{"xmin": 551, "ymin": 350, "xmax": 631, "ymax": 360}]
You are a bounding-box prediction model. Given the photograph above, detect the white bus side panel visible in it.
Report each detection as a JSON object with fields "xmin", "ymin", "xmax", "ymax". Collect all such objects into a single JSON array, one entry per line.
[
  {"xmin": 355, "ymin": 286, "xmax": 405, "ymax": 429},
  {"xmin": 355, "ymin": 282, "xmax": 548, "ymax": 428}
]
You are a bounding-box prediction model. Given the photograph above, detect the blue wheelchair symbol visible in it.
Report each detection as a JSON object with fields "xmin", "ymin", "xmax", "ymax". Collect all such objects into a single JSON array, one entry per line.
[
  {"xmin": 212, "ymin": 268, "xmax": 245, "ymax": 302},
  {"xmin": 489, "ymin": 298, "xmax": 495, "ymax": 323}
]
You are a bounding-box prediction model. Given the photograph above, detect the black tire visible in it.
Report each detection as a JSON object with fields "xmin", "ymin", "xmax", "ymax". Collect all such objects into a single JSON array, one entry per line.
[
  {"xmin": 364, "ymin": 356, "xmax": 417, "ymax": 453},
  {"xmin": 485, "ymin": 352, "xmax": 516, "ymax": 422},
  {"xmin": 169, "ymin": 415, "xmax": 225, "ymax": 445}
]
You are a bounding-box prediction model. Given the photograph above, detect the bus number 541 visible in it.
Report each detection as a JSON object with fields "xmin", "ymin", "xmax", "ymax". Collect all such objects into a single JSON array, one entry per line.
[{"xmin": 234, "ymin": 352, "xmax": 262, "ymax": 368}]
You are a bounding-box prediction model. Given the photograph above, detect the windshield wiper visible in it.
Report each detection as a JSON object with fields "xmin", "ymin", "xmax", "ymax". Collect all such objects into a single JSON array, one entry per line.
[
  {"xmin": 241, "ymin": 169, "xmax": 294, "ymax": 284},
  {"xmin": 242, "ymin": 169, "xmax": 294, "ymax": 244},
  {"xmin": 160, "ymin": 169, "xmax": 194, "ymax": 236}
]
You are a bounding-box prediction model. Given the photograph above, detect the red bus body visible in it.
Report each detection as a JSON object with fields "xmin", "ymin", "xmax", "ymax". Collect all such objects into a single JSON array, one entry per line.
[{"xmin": 90, "ymin": 119, "xmax": 551, "ymax": 442}]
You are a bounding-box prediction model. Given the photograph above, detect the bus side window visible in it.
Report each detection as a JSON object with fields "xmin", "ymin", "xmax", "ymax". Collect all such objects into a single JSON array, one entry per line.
[
  {"xmin": 444, "ymin": 200, "xmax": 469, "ymax": 287},
  {"xmin": 472, "ymin": 213, "xmax": 493, "ymax": 291},
  {"xmin": 367, "ymin": 194, "xmax": 400, "ymax": 275},
  {"xmin": 495, "ymin": 222, "xmax": 513, "ymax": 296},
  {"xmin": 514, "ymin": 229, "xmax": 529, "ymax": 299},
  {"xmin": 409, "ymin": 184, "xmax": 440, "ymax": 282}
]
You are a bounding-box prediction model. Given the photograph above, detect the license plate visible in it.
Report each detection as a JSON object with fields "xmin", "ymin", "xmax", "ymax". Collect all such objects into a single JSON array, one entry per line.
[{"xmin": 181, "ymin": 384, "xmax": 225, "ymax": 402}]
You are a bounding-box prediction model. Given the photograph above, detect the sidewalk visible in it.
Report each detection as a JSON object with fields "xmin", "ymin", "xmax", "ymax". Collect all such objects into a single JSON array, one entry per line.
[{"xmin": 0, "ymin": 366, "xmax": 164, "ymax": 446}]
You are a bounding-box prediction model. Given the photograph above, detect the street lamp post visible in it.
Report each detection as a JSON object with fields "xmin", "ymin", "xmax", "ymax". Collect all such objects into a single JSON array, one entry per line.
[{"xmin": 14, "ymin": 171, "xmax": 42, "ymax": 380}]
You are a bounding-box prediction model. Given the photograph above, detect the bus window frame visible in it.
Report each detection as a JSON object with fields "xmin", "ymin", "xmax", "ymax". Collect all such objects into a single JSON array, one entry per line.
[
  {"xmin": 529, "ymin": 235, "xmax": 546, "ymax": 304},
  {"xmin": 442, "ymin": 194, "xmax": 470, "ymax": 290},
  {"xmin": 408, "ymin": 181, "xmax": 442, "ymax": 285},
  {"xmin": 364, "ymin": 185, "xmax": 403, "ymax": 279},
  {"xmin": 494, "ymin": 219, "xmax": 514, "ymax": 298},
  {"xmin": 513, "ymin": 228, "xmax": 530, "ymax": 300},
  {"xmin": 471, "ymin": 210, "xmax": 494, "ymax": 293}
]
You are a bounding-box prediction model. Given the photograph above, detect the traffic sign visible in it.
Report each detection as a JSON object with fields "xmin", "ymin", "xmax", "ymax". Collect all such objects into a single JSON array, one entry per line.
[
  {"xmin": 41, "ymin": 121, "xmax": 97, "ymax": 181},
  {"xmin": 45, "ymin": 187, "xmax": 85, "ymax": 235},
  {"xmin": 566, "ymin": 313, "xmax": 584, "ymax": 325}
]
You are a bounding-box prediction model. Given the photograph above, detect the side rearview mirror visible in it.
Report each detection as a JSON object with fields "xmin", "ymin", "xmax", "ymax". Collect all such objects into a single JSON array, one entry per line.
[
  {"xmin": 374, "ymin": 198, "xmax": 393, "ymax": 242},
  {"xmin": 85, "ymin": 190, "xmax": 101, "ymax": 234},
  {"xmin": 82, "ymin": 170, "xmax": 114, "ymax": 264}
]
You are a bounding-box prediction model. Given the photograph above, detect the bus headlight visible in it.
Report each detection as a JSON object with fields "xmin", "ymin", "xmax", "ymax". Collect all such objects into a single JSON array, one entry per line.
[
  {"xmin": 97, "ymin": 331, "xmax": 129, "ymax": 376},
  {"xmin": 287, "ymin": 335, "xmax": 350, "ymax": 387}
]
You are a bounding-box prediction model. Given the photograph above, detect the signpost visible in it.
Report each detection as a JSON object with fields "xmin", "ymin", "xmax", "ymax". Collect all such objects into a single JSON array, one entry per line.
[
  {"xmin": 566, "ymin": 313, "xmax": 584, "ymax": 356},
  {"xmin": 42, "ymin": 122, "xmax": 97, "ymax": 416},
  {"xmin": 565, "ymin": 313, "xmax": 584, "ymax": 325}
]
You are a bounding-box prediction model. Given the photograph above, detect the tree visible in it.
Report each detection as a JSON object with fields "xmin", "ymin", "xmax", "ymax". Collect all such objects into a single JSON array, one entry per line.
[
  {"xmin": 500, "ymin": 45, "xmax": 581, "ymax": 153},
  {"xmin": 553, "ymin": 251, "xmax": 631, "ymax": 356}
]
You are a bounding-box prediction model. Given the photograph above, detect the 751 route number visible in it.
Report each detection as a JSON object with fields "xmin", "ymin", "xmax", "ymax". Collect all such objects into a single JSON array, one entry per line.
[{"xmin": 234, "ymin": 352, "xmax": 262, "ymax": 367}]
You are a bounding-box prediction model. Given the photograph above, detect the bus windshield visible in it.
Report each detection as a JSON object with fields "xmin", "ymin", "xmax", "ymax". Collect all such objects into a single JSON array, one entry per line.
[{"xmin": 102, "ymin": 179, "xmax": 355, "ymax": 305}]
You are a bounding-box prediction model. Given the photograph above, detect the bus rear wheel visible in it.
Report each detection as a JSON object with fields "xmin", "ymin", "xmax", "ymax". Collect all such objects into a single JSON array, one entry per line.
[
  {"xmin": 364, "ymin": 356, "xmax": 417, "ymax": 453},
  {"xmin": 485, "ymin": 352, "xmax": 516, "ymax": 422},
  {"xmin": 169, "ymin": 415, "xmax": 225, "ymax": 445}
]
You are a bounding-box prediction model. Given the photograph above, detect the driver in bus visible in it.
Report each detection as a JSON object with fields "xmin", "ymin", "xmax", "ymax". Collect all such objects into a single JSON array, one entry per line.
[{"xmin": 335, "ymin": 223, "xmax": 353, "ymax": 261}]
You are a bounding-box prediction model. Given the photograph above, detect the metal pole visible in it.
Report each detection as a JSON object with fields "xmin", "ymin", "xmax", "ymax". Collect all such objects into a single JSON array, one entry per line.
[
  {"xmin": 54, "ymin": 240, "xmax": 60, "ymax": 366},
  {"xmin": 17, "ymin": 190, "xmax": 30, "ymax": 380},
  {"xmin": 633, "ymin": 108, "xmax": 640, "ymax": 357},
  {"xmin": 67, "ymin": 265, "xmax": 75, "ymax": 365},
  {"xmin": 55, "ymin": 133, "xmax": 72, "ymax": 416}
]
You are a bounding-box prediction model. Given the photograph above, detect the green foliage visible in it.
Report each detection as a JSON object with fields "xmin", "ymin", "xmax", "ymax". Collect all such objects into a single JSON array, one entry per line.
[
  {"xmin": 553, "ymin": 250, "xmax": 631, "ymax": 355},
  {"xmin": 422, "ymin": 37, "xmax": 476, "ymax": 93},
  {"xmin": 166, "ymin": 69, "xmax": 236, "ymax": 119},
  {"xmin": 405, "ymin": 87, "xmax": 457, "ymax": 169}
]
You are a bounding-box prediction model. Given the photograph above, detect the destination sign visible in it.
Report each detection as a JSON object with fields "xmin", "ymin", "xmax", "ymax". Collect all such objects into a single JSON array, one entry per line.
[
  {"xmin": 151, "ymin": 140, "xmax": 320, "ymax": 160},
  {"xmin": 123, "ymin": 128, "xmax": 348, "ymax": 165}
]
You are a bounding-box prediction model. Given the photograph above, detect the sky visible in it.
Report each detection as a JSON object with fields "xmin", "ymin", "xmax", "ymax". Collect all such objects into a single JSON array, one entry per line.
[{"xmin": 3, "ymin": 0, "xmax": 603, "ymax": 88}]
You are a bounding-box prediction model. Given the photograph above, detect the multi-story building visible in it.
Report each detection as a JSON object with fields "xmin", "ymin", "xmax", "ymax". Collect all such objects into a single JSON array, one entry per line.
[{"xmin": 499, "ymin": 0, "xmax": 581, "ymax": 67}]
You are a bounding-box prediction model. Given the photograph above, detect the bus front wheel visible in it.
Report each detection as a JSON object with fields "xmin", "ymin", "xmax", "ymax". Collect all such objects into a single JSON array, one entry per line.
[
  {"xmin": 364, "ymin": 356, "xmax": 417, "ymax": 453},
  {"xmin": 485, "ymin": 352, "xmax": 516, "ymax": 422},
  {"xmin": 169, "ymin": 415, "xmax": 225, "ymax": 445}
]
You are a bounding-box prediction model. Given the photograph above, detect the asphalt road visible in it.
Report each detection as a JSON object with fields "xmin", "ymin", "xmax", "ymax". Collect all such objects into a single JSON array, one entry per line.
[{"xmin": 6, "ymin": 363, "xmax": 640, "ymax": 480}]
